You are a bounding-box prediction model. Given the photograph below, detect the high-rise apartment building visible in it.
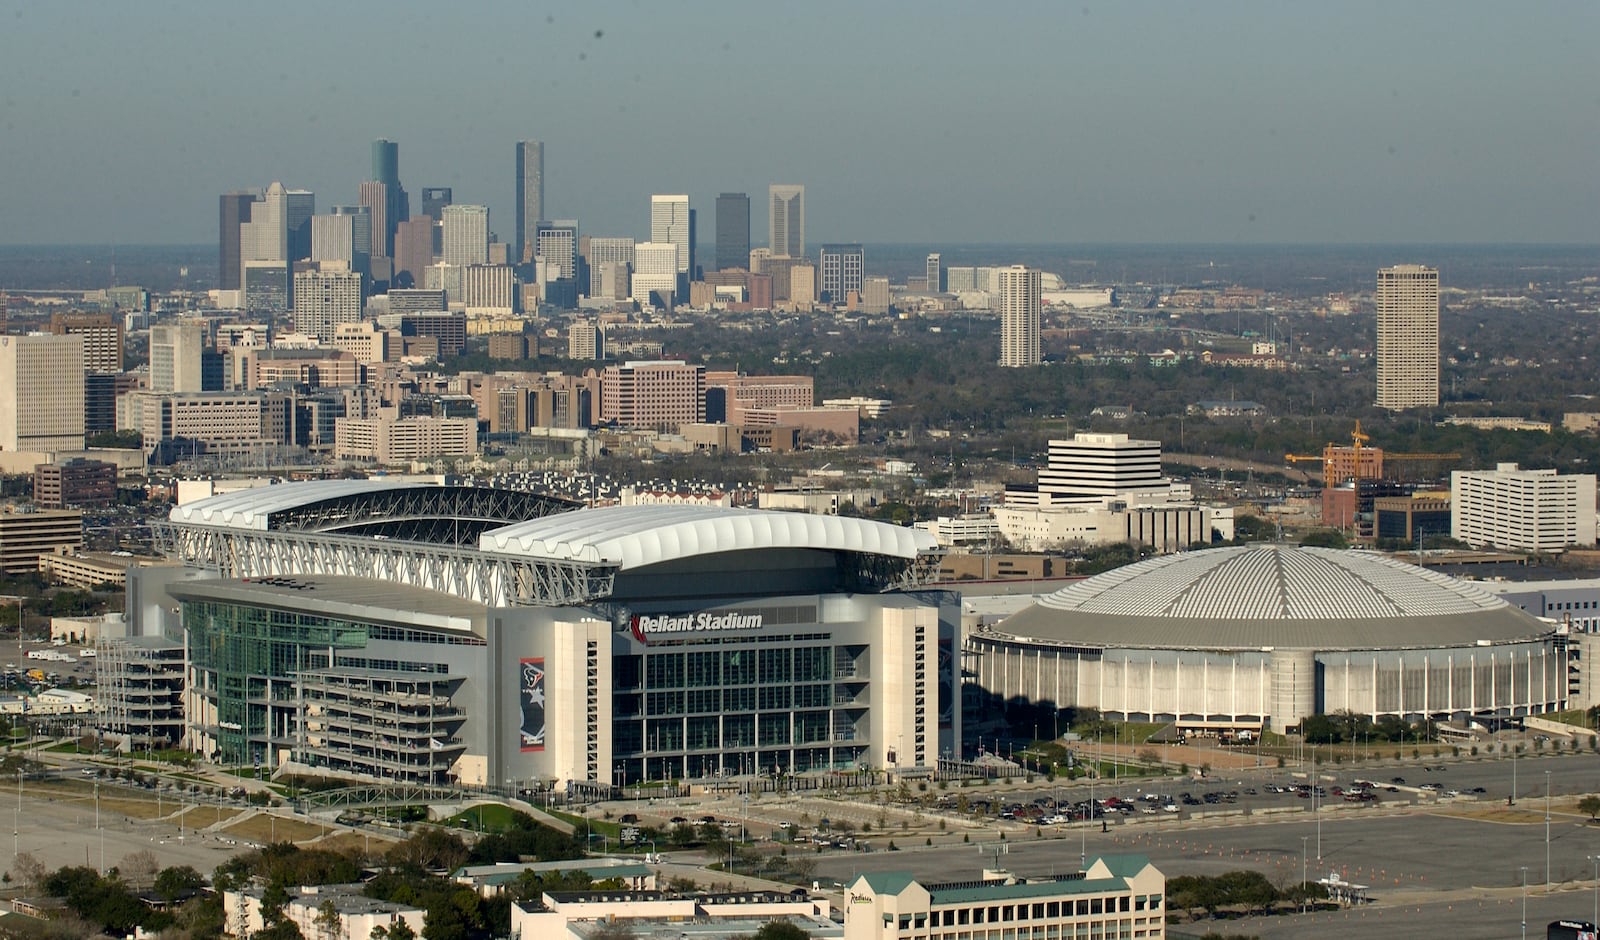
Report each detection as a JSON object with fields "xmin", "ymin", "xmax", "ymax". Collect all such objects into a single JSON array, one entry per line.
[
  {"xmin": 568, "ymin": 321, "xmax": 603, "ymax": 360},
  {"xmin": 292, "ymin": 270, "xmax": 364, "ymax": 342},
  {"xmin": 0, "ymin": 334, "xmax": 85, "ymax": 454},
  {"xmin": 441, "ymin": 205, "xmax": 491, "ymax": 266},
  {"xmin": 219, "ymin": 191, "xmax": 259, "ymax": 291},
  {"xmin": 631, "ymin": 242, "xmax": 679, "ymax": 307},
  {"xmin": 516, "ymin": 140, "xmax": 545, "ymax": 264},
  {"xmin": 769, "ymin": 185, "xmax": 805, "ymax": 258},
  {"xmin": 49, "ymin": 313, "xmax": 122, "ymax": 374},
  {"xmin": 715, "ymin": 193, "xmax": 750, "ymax": 271},
  {"xmin": 998, "ymin": 264, "xmax": 1042, "ymax": 368},
  {"xmin": 649, "ymin": 195, "xmax": 693, "ymax": 277},
  {"xmin": 926, "ymin": 253, "xmax": 943, "ymax": 292},
  {"xmin": 1375, "ymin": 264, "xmax": 1440, "ymax": 410},
  {"xmin": 818, "ymin": 244, "xmax": 864, "ymax": 303}
]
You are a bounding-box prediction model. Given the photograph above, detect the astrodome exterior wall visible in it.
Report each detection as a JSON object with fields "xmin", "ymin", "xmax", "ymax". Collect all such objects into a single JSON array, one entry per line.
[{"xmin": 969, "ymin": 545, "xmax": 1563, "ymax": 731}]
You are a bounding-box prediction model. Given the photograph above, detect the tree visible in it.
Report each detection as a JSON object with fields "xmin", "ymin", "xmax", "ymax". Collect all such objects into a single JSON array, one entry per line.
[
  {"xmin": 119, "ymin": 849, "xmax": 159, "ymax": 889},
  {"xmin": 155, "ymin": 865, "xmax": 207, "ymax": 903},
  {"xmin": 1579, "ymin": 795, "xmax": 1600, "ymax": 821},
  {"xmin": 315, "ymin": 899, "xmax": 344, "ymax": 940},
  {"xmin": 753, "ymin": 921, "xmax": 813, "ymax": 940},
  {"xmin": 13, "ymin": 851, "xmax": 44, "ymax": 892}
]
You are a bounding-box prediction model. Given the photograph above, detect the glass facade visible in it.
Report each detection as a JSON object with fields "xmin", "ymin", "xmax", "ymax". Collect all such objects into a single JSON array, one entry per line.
[{"xmin": 611, "ymin": 627, "xmax": 871, "ymax": 783}]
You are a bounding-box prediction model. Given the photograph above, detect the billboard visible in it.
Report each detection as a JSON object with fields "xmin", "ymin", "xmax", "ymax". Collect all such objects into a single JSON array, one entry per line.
[{"xmin": 519, "ymin": 657, "xmax": 546, "ymax": 752}]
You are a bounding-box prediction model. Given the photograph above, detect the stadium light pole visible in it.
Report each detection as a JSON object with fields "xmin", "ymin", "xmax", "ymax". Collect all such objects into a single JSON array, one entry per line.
[{"xmin": 1546, "ymin": 770, "xmax": 1552, "ymax": 888}]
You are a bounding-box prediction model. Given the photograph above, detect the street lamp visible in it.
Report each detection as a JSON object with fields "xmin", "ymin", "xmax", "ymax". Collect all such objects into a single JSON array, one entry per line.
[
  {"xmin": 1588, "ymin": 854, "xmax": 1600, "ymax": 929},
  {"xmin": 1300, "ymin": 835, "xmax": 1309, "ymax": 914},
  {"xmin": 1546, "ymin": 770, "xmax": 1553, "ymax": 888},
  {"xmin": 1521, "ymin": 865, "xmax": 1530, "ymax": 940}
]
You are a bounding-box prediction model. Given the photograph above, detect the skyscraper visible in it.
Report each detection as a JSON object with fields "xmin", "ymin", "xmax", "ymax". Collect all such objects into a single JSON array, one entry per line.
[
  {"xmin": 998, "ymin": 265, "xmax": 1042, "ymax": 368},
  {"xmin": 330, "ymin": 204, "xmax": 372, "ymax": 277},
  {"xmin": 149, "ymin": 322, "xmax": 210, "ymax": 393},
  {"xmin": 0, "ymin": 334, "xmax": 84, "ymax": 454},
  {"xmin": 650, "ymin": 195, "xmax": 692, "ymax": 279},
  {"xmin": 358, "ymin": 181, "xmax": 390, "ymax": 264},
  {"xmin": 632, "ymin": 242, "xmax": 679, "ymax": 307},
  {"xmin": 219, "ymin": 191, "xmax": 259, "ymax": 291},
  {"xmin": 238, "ymin": 182, "xmax": 312, "ymax": 306},
  {"xmin": 534, "ymin": 221, "xmax": 580, "ymax": 280},
  {"xmin": 769, "ymin": 184, "xmax": 805, "ymax": 258},
  {"xmin": 926, "ymin": 253, "xmax": 943, "ymax": 292},
  {"xmin": 818, "ymin": 244, "xmax": 864, "ymax": 303},
  {"xmin": 516, "ymin": 140, "xmax": 545, "ymax": 263},
  {"xmin": 1375, "ymin": 264, "xmax": 1440, "ymax": 410},
  {"xmin": 370, "ymin": 138, "xmax": 409, "ymax": 256},
  {"xmin": 715, "ymin": 193, "xmax": 750, "ymax": 271},
  {"xmin": 441, "ymin": 205, "xmax": 491, "ymax": 267},
  {"xmin": 421, "ymin": 187, "xmax": 453, "ymax": 221}
]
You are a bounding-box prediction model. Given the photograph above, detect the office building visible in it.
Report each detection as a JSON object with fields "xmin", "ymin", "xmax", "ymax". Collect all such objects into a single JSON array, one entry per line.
[
  {"xmin": 1375, "ymin": 264, "xmax": 1440, "ymax": 410},
  {"xmin": 586, "ymin": 237, "xmax": 635, "ymax": 270},
  {"xmin": 137, "ymin": 391, "xmax": 291, "ymax": 463},
  {"xmin": 535, "ymin": 221, "xmax": 580, "ymax": 280},
  {"xmin": 926, "ymin": 253, "xmax": 943, "ymax": 292},
  {"xmin": 462, "ymin": 264, "xmax": 517, "ymax": 316},
  {"xmin": 516, "ymin": 140, "xmax": 545, "ymax": 263},
  {"xmin": 392, "ymin": 216, "xmax": 435, "ymax": 289},
  {"xmin": 1452, "ymin": 464, "xmax": 1598, "ymax": 553},
  {"xmin": 311, "ymin": 213, "xmax": 357, "ymax": 271},
  {"xmin": 334, "ymin": 415, "xmax": 478, "ymax": 462},
  {"xmin": 442, "ymin": 205, "xmax": 491, "ymax": 266},
  {"xmin": 48, "ymin": 312, "xmax": 122, "ymax": 374},
  {"xmin": 0, "ymin": 509, "xmax": 81, "ymax": 575},
  {"xmin": 998, "ymin": 265, "xmax": 1042, "ymax": 367},
  {"xmin": 845, "ymin": 857, "xmax": 1167, "ymax": 940},
  {"xmin": 818, "ymin": 244, "xmax": 864, "ymax": 304},
  {"xmin": 370, "ymin": 138, "xmax": 409, "ymax": 255},
  {"xmin": 242, "ymin": 261, "xmax": 290, "ymax": 314},
  {"xmin": 324, "ymin": 205, "xmax": 372, "ymax": 277},
  {"xmin": 34, "ymin": 458, "xmax": 117, "ymax": 509},
  {"xmin": 292, "ymin": 270, "xmax": 364, "ymax": 342},
  {"xmin": 600, "ymin": 360, "xmax": 706, "ymax": 430},
  {"xmin": 862, "ymin": 276, "xmax": 891, "ymax": 315},
  {"xmin": 649, "ymin": 195, "xmax": 693, "ymax": 279},
  {"xmin": 421, "ymin": 187, "xmax": 453, "ymax": 221},
  {"xmin": 399, "ymin": 313, "xmax": 467, "ymax": 357},
  {"xmin": 0, "ymin": 334, "xmax": 84, "ymax": 455},
  {"xmin": 219, "ymin": 191, "xmax": 259, "ymax": 291},
  {"xmin": 357, "ymin": 180, "xmax": 392, "ymax": 269},
  {"xmin": 715, "ymin": 193, "xmax": 750, "ymax": 271},
  {"xmin": 631, "ymin": 242, "xmax": 679, "ymax": 307},
  {"xmin": 769, "ymin": 184, "xmax": 805, "ymax": 258},
  {"xmin": 149, "ymin": 322, "xmax": 212, "ymax": 394},
  {"xmin": 140, "ymin": 479, "xmax": 950, "ymax": 787},
  {"xmin": 1032, "ymin": 432, "xmax": 1169, "ymax": 504}
]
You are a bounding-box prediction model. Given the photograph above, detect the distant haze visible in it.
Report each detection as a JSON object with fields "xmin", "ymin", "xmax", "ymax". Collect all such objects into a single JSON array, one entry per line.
[{"xmin": 0, "ymin": 1, "xmax": 1595, "ymax": 246}]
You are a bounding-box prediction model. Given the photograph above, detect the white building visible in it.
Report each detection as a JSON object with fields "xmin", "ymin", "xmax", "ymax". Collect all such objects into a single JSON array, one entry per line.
[
  {"xmin": 224, "ymin": 884, "xmax": 424, "ymax": 940},
  {"xmin": 334, "ymin": 416, "xmax": 478, "ymax": 462},
  {"xmin": 513, "ymin": 888, "xmax": 835, "ymax": 940},
  {"xmin": 769, "ymin": 184, "xmax": 805, "ymax": 258},
  {"xmin": 292, "ymin": 270, "xmax": 364, "ymax": 342},
  {"xmin": 631, "ymin": 242, "xmax": 680, "ymax": 306},
  {"xmin": 997, "ymin": 265, "xmax": 1042, "ymax": 367},
  {"xmin": 1028, "ymin": 433, "xmax": 1170, "ymax": 505},
  {"xmin": 844, "ymin": 857, "xmax": 1165, "ymax": 940},
  {"xmin": 463, "ymin": 263, "xmax": 517, "ymax": 316},
  {"xmin": 0, "ymin": 333, "xmax": 84, "ymax": 455},
  {"xmin": 1452, "ymin": 463, "xmax": 1598, "ymax": 553},
  {"xmin": 1375, "ymin": 264, "xmax": 1439, "ymax": 410},
  {"xmin": 919, "ymin": 515, "xmax": 1000, "ymax": 548},
  {"xmin": 442, "ymin": 204, "xmax": 491, "ymax": 267},
  {"xmin": 649, "ymin": 195, "xmax": 692, "ymax": 276}
]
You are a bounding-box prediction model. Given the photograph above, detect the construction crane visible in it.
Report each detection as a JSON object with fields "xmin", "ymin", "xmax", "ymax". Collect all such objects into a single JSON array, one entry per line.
[{"xmin": 1285, "ymin": 420, "xmax": 1459, "ymax": 488}]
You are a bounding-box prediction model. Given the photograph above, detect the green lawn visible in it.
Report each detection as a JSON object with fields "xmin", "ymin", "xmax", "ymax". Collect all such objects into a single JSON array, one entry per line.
[{"xmin": 446, "ymin": 802, "xmax": 521, "ymax": 832}]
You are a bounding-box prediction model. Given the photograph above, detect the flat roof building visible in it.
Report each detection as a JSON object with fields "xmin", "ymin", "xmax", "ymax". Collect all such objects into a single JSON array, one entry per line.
[{"xmin": 1453, "ymin": 464, "xmax": 1598, "ymax": 554}]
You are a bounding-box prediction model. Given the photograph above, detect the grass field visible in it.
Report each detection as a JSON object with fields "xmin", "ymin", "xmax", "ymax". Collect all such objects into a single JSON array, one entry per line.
[
  {"xmin": 221, "ymin": 813, "xmax": 327, "ymax": 845},
  {"xmin": 446, "ymin": 803, "xmax": 520, "ymax": 832},
  {"xmin": 170, "ymin": 805, "xmax": 244, "ymax": 829}
]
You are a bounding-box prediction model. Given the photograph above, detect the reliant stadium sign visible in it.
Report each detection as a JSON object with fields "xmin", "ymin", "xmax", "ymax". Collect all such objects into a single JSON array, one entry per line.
[{"xmin": 630, "ymin": 611, "xmax": 763, "ymax": 644}]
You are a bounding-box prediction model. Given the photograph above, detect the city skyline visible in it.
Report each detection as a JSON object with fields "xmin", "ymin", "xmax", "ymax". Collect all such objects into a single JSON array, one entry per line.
[{"xmin": 0, "ymin": 2, "xmax": 1594, "ymax": 247}]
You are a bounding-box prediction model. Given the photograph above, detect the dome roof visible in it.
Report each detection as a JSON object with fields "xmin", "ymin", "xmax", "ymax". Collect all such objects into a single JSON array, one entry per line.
[{"xmin": 992, "ymin": 544, "xmax": 1550, "ymax": 651}]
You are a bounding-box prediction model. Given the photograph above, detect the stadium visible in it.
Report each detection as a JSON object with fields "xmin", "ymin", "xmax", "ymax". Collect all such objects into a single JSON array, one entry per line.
[
  {"xmin": 121, "ymin": 479, "xmax": 955, "ymax": 794},
  {"xmin": 968, "ymin": 544, "xmax": 1565, "ymax": 733}
]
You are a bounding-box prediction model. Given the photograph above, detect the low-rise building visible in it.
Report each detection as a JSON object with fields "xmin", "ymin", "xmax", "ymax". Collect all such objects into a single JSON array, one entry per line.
[
  {"xmin": 512, "ymin": 889, "xmax": 834, "ymax": 940},
  {"xmin": 33, "ymin": 458, "xmax": 117, "ymax": 509},
  {"xmin": 223, "ymin": 884, "xmax": 425, "ymax": 940},
  {"xmin": 334, "ymin": 416, "xmax": 479, "ymax": 463},
  {"xmin": 0, "ymin": 508, "xmax": 82, "ymax": 574},
  {"xmin": 843, "ymin": 857, "xmax": 1166, "ymax": 940}
]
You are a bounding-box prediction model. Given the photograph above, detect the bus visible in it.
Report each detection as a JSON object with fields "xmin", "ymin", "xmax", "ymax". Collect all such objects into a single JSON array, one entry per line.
[{"xmin": 1548, "ymin": 920, "xmax": 1598, "ymax": 940}]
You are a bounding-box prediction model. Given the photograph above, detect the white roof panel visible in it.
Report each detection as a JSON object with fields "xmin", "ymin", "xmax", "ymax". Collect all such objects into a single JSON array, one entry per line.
[
  {"xmin": 480, "ymin": 505, "xmax": 936, "ymax": 569},
  {"xmin": 168, "ymin": 479, "xmax": 436, "ymax": 531}
]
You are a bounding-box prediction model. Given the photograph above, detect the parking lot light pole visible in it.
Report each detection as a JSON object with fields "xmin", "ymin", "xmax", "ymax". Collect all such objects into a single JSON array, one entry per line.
[
  {"xmin": 1589, "ymin": 854, "xmax": 1599, "ymax": 928},
  {"xmin": 1300, "ymin": 835, "xmax": 1308, "ymax": 913},
  {"xmin": 1546, "ymin": 770, "xmax": 1552, "ymax": 888},
  {"xmin": 1521, "ymin": 865, "xmax": 1529, "ymax": 940}
]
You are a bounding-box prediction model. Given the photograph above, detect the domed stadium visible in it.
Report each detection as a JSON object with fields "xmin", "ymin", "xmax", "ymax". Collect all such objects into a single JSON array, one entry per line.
[{"xmin": 969, "ymin": 544, "xmax": 1563, "ymax": 732}]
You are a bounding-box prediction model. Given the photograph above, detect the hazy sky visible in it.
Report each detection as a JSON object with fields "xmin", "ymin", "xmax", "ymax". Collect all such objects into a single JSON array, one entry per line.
[{"xmin": 1, "ymin": 1, "xmax": 1596, "ymax": 246}]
